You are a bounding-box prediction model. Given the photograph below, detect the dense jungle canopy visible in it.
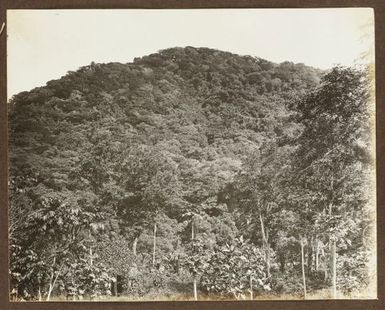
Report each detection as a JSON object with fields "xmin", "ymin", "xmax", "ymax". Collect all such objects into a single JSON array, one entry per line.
[{"xmin": 8, "ymin": 47, "xmax": 375, "ymax": 300}]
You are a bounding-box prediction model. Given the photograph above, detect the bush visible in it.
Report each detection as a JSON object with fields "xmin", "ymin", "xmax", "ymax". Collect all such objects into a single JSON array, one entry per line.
[{"xmin": 200, "ymin": 236, "xmax": 270, "ymax": 299}]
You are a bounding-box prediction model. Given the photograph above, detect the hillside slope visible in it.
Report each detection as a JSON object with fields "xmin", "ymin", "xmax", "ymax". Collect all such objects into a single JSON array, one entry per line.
[{"xmin": 8, "ymin": 47, "xmax": 373, "ymax": 300}]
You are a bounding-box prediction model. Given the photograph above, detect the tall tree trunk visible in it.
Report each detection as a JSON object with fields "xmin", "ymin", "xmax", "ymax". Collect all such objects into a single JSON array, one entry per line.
[
  {"xmin": 249, "ymin": 275, "xmax": 253, "ymax": 300},
  {"xmin": 89, "ymin": 229, "xmax": 93, "ymax": 266},
  {"xmin": 331, "ymin": 239, "xmax": 337, "ymax": 298},
  {"xmin": 259, "ymin": 213, "xmax": 270, "ymax": 277},
  {"xmin": 46, "ymin": 284, "xmax": 53, "ymax": 301},
  {"xmin": 152, "ymin": 222, "xmax": 157, "ymax": 266},
  {"xmin": 46, "ymin": 264, "xmax": 62, "ymax": 301},
  {"xmin": 193, "ymin": 276, "xmax": 198, "ymax": 301},
  {"xmin": 46, "ymin": 257, "xmax": 56, "ymax": 301},
  {"xmin": 315, "ymin": 240, "xmax": 319, "ymax": 271},
  {"xmin": 301, "ymin": 240, "xmax": 307, "ymax": 300},
  {"xmin": 38, "ymin": 284, "xmax": 42, "ymax": 301},
  {"xmin": 132, "ymin": 236, "xmax": 138, "ymax": 256},
  {"xmin": 175, "ymin": 239, "xmax": 180, "ymax": 274},
  {"xmin": 328, "ymin": 202, "xmax": 337, "ymax": 298}
]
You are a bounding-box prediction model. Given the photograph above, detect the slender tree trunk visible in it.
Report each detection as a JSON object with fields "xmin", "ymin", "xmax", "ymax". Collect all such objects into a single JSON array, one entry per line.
[
  {"xmin": 331, "ymin": 239, "xmax": 337, "ymax": 299},
  {"xmin": 259, "ymin": 213, "xmax": 270, "ymax": 278},
  {"xmin": 266, "ymin": 236, "xmax": 271, "ymax": 278},
  {"xmin": 153, "ymin": 222, "xmax": 157, "ymax": 266},
  {"xmin": 46, "ymin": 257, "xmax": 56, "ymax": 301},
  {"xmin": 266, "ymin": 255, "xmax": 271, "ymax": 277},
  {"xmin": 328, "ymin": 202, "xmax": 337, "ymax": 298},
  {"xmin": 88, "ymin": 229, "xmax": 93, "ymax": 266},
  {"xmin": 249, "ymin": 275, "xmax": 253, "ymax": 300},
  {"xmin": 38, "ymin": 284, "xmax": 42, "ymax": 301},
  {"xmin": 315, "ymin": 240, "xmax": 319, "ymax": 271},
  {"xmin": 46, "ymin": 257, "xmax": 62, "ymax": 301},
  {"xmin": 191, "ymin": 220, "xmax": 195, "ymax": 240},
  {"xmin": 301, "ymin": 240, "xmax": 307, "ymax": 300},
  {"xmin": 133, "ymin": 236, "xmax": 138, "ymax": 256},
  {"xmin": 46, "ymin": 266, "xmax": 62, "ymax": 301},
  {"xmin": 175, "ymin": 239, "xmax": 180, "ymax": 274},
  {"xmin": 193, "ymin": 276, "xmax": 198, "ymax": 301}
]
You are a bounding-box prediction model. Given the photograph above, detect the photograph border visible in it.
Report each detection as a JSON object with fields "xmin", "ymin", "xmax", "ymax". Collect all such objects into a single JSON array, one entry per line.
[{"xmin": 0, "ymin": 1, "xmax": 384, "ymax": 310}]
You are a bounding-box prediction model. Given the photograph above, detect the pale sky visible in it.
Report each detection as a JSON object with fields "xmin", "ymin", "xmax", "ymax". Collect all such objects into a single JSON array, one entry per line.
[{"xmin": 7, "ymin": 8, "xmax": 374, "ymax": 100}]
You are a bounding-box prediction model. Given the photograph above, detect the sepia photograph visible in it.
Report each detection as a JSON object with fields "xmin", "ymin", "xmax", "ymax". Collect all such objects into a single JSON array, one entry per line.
[{"xmin": 6, "ymin": 8, "xmax": 376, "ymax": 301}]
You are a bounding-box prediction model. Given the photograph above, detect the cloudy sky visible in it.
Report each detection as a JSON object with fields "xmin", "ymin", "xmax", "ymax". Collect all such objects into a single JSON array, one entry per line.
[{"xmin": 7, "ymin": 8, "xmax": 374, "ymax": 99}]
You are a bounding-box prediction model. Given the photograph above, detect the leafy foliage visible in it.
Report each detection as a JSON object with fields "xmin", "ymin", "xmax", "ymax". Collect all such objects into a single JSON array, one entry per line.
[
  {"xmin": 8, "ymin": 47, "xmax": 374, "ymax": 300},
  {"xmin": 200, "ymin": 236, "xmax": 269, "ymax": 299}
]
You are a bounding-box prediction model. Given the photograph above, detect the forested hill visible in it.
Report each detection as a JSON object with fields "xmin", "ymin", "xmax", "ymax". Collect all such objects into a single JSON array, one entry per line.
[
  {"xmin": 9, "ymin": 47, "xmax": 322, "ymax": 193},
  {"xmin": 9, "ymin": 47, "xmax": 374, "ymax": 300}
]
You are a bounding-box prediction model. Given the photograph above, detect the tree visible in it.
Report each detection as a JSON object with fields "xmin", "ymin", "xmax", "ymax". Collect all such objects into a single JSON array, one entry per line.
[
  {"xmin": 293, "ymin": 66, "xmax": 374, "ymax": 297},
  {"xmin": 233, "ymin": 142, "xmax": 295, "ymax": 279},
  {"xmin": 182, "ymin": 238, "xmax": 212, "ymax": 300}
]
